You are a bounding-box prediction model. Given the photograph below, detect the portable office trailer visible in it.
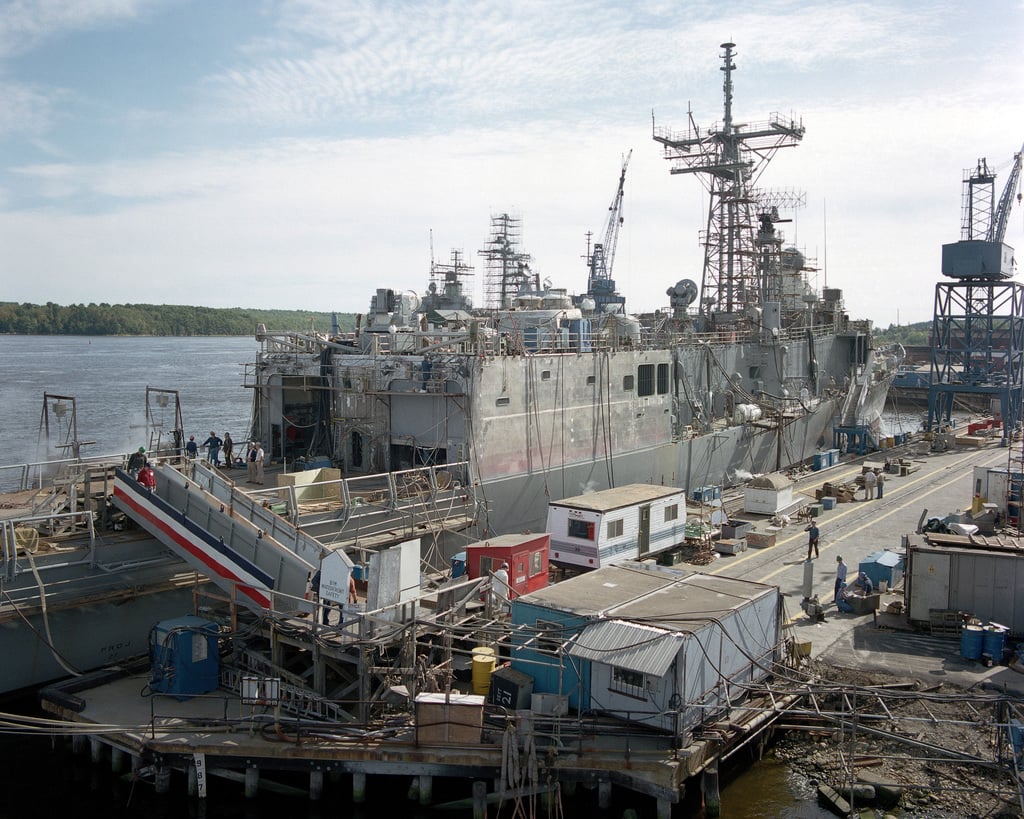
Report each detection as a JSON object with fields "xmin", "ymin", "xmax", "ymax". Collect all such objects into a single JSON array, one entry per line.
[
  {"xmin": 510, "ymin": 562, "xmax": 782, "ymax": 743},
  {"xmin": 546, "ymin": 484, "xmax": 687, "ymax": 570},
  {"xmin": 906, "ymin": 538, "xmax": 1024, "ymax": 635},
  {"xmin": 465, "ymin": 533, "xmax": 550, "ymax": 598}
]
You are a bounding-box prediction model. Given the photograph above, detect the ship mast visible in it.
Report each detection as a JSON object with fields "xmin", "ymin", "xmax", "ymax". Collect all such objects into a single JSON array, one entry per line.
[{"xmin": 653, "ymin": 42, "xmax": 805, "ymax": 326}]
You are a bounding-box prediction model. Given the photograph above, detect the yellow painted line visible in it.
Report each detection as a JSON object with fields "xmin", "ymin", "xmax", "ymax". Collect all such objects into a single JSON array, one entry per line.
[{"xmin": 708, "ymin": 446, "xmax": 1010, "ymax": 583}]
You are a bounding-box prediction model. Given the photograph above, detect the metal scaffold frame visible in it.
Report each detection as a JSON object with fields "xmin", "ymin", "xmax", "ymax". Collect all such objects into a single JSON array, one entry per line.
[{"xmin": 926, "ymin": 279, "xmax": 1024, "ymax": 442}]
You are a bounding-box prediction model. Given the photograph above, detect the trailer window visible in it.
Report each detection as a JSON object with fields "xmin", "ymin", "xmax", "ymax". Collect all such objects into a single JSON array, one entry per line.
[
  {"xmin": 568, "ymin": 519, "xmax": 595, "ymax": 540},
  {"xmin": 537, "ymin": 620, "xmax": 564, "ymax": 654},
  {"xmin": 664, "ymin": 504, "xmax": 679, "ymax": 522},
  {"xmin": 606, "ymin": 518, "xmax": 624, "ymax": 538},
  {"xmin": 610, "ymin": 666, "xmax": 646, "ymax": 699}
]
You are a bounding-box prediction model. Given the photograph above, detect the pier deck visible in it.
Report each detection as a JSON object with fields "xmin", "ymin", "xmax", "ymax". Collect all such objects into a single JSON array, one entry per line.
[{"xmin": 36, "ymin": 429, "xmax": 1024, "ymax": 815}]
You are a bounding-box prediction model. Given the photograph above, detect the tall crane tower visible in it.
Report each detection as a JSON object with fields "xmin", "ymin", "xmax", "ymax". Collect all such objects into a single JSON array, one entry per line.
[
  {"xmin": 581, "ymin": 151, "xmax": 631, "ymax": 314},
  {"xmin": 928, "ymin": 143, "xmax": 1024, "ymax": 444}
]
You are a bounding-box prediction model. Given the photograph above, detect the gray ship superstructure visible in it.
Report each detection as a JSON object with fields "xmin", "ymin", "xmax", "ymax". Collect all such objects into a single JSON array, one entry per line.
[{"xmin": 249, "ymin": 43, "xmax": 899, "ymax": 536}]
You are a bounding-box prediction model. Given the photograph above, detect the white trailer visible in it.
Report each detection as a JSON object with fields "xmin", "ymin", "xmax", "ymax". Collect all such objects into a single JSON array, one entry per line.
[{"xmin": 546, "ymin": 484, "xmax": 687, "ymax": 570}]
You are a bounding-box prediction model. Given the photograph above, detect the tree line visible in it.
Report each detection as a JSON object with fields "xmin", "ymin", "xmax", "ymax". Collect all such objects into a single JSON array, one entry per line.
[
  {"xmin": 874, "ymin": 321, "xmax": 931, "ymax": 347},
  {"xmin": 0, "ymin": 302, "xmax": 354, "ymax": 336}
]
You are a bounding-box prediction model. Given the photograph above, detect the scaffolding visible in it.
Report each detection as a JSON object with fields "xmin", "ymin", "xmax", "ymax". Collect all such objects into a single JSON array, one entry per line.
[{"xmin": 478, "ymin": 213, "xmax": 536, "ymax": 310}]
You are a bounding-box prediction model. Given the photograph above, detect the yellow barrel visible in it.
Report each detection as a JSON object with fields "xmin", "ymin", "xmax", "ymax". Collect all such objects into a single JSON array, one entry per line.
[{"xmin": 471, "ymin": 646, "xmax": 496, "ymax": 695}]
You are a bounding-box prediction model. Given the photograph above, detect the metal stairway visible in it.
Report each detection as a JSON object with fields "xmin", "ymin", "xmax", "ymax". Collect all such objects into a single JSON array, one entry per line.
[{"xmin": 111, "ymin": 464, "xmax": 337, "ymax": 615}]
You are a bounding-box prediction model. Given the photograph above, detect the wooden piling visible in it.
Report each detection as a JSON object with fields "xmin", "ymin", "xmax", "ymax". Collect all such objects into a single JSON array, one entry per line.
[
  {"xmin": 702, "ymin": 764, "xmax": 721, "ymax": 817},
  {"xmin": 309, "ymin": 769, "xmax": 324, "ymax": 801},
  {"xmin": 598, "ymin": 779, "xmax": 612, "ymax": 809},
  {"xmin": 418, "ymin": 774, "xmax": 433, "ymax": 805},
  {"xmin": 244, "ymin": 766, "xmax": 259, "ymax": 799},
  {"xmin": 472, "ymin": 780, "xmax": 488, "ymax": 819},
  {"xmin": 352, "ymin": 771, "xmax": 367, "ymax": 803}
]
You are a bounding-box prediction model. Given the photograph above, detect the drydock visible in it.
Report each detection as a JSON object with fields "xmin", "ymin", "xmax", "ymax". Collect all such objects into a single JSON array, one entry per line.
[{"xmin": 32, "ymin": 426, "xmax": 1024, "ymax": 817}]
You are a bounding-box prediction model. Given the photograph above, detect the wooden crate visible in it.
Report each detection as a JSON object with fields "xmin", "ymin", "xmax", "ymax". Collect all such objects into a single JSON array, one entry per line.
[
  {"xmin": 415, "ymin": 693, "xmax": 484, "ymax": 745},
  {"xmin": 746, "ymin": 531, "xmax": 776, "ymax": 548}
]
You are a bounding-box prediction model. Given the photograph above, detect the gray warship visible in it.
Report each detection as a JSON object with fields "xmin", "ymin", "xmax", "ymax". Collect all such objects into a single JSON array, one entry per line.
[{"xmin": 248, "ymin": 42, "xmax": 900, "ymax": 538}]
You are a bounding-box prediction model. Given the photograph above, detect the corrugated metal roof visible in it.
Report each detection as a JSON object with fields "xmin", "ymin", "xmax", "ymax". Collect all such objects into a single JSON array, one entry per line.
[
  {"xmin": 548, "ymin": 483, "xmax": 686, "ymax": 513},
  {"xmin": 567, "ymin": 619, "xmax": 682, "ymax": 677}
]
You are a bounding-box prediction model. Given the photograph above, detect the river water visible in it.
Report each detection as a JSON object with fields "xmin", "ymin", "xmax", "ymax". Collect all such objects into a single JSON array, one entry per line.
[{"xmin": 0, "ymin": 335, "xmax": 836, "ymax": 817}]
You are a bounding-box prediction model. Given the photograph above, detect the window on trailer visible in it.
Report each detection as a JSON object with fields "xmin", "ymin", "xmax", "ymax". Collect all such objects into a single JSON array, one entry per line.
[
  {"xmin": 568, "ymin": 519, "xmax": 595, "ymax": 540},
  {"xmin": 610, "ymin": 666, "xmax": 646, "ymax": 699}
]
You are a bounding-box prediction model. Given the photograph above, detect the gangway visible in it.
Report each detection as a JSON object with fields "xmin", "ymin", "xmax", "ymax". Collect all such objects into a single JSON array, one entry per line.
[{"xmin": 112, "ymin": 464, "xmax": 331, "ymax": 615}]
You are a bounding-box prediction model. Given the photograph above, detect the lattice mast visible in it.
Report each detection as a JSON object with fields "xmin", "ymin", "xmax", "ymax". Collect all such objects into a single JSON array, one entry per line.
[
  {"xmin": 653, "ymin": 42, "xmax": 805, "ymax": 322},
  {"xmin": 478, "ymin": 213, "xmax": 537, "ymax": 309}
]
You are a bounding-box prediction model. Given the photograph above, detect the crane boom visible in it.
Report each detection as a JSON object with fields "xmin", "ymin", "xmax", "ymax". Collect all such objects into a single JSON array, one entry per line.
[
  {"xmin": 601, "ymin": 149, "xmax": 632, "ymax": 283},
  {"xmin": 581, "ymin": 151, "xmax": 632, "ymax": 314},
  {"xmin": 988, "ymin": 142, "xmax": 1023, "ymax": 243}
]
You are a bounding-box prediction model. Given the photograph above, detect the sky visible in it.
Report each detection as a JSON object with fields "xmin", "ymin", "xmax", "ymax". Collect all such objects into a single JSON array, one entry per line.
[{"xmin": 1, "ymin": 0, "xmax": 1023, "ymax": 328}]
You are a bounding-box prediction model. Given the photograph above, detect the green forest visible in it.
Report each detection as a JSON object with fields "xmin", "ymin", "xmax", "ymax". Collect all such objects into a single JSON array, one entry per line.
[
  {"xmin": 874, "ymin": 321, "xmax": 932, "ymax": 346},
  {"xmin": 0, "ymin": 302, "xmax": 355, "ymax": 336}
]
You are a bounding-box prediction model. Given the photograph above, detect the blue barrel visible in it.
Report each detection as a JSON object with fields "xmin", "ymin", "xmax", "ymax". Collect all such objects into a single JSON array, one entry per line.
[
  {"xmin": 983, "ymin": 626, "xmax": 1007, "ymax": 661},
  {"xmin": 961, "ymin": 624, "xmax": 985, "ymax": 660}
]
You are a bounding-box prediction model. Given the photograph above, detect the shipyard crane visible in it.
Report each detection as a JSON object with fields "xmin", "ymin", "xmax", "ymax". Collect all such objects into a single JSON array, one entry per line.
[
  {"xmin": 583, "ymin": 150, "xmax": 631, "ymax": 313},
  {"xmin": 941, "ymin": 142, "xmax": 1023, "ymax": 280},
  {"xmin": 929, "ymin": 141, "xmax": 1024, "ymax": 444}
]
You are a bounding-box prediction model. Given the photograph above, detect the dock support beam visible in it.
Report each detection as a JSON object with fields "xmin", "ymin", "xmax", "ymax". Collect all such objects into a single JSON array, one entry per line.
[
  {"xmin": 702, "ymin": 764, "xmax": 721, "ymax": 817},
  {"xmin": 309, "ymin": 769, "xmax": 324, "ymax": 801},
  {"xmin": 89, "ymin": 736, "xmax": 105, "ymax": 764},
  {"xmin": 111, "ymin": 747, "xmax": 127, "ymax": 774},
  {"xmin": 416, "ymin": 774, "xmax": 433, "ymax": 805},
  {"xmin": 352, "ymin": 771, "xmax": 367, "ymax": 803},
  {"xmin": 187, "ymin": 763, "xmax": 199, "ymax": 797},
  {"xmin": 598, "ymin": 779, "xmax": 612, "ymax": 809},
  {"xmin": 72, "ymin": 734, "xmax": 87, "ymax": 755},
  {"xmin": 245, "ymin": 766, "xmax": 259, "ymax": 799},
  {"xmin": 472, "ymin": 780, "xmax": 488, "ymax": 819},
  {"xmin": 657, "ymin": 798, "xmax": 673, "ymax": 819}
]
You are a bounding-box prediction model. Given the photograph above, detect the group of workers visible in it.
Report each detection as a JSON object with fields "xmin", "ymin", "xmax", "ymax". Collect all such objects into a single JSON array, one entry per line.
[
  {"xmin": 805, "ymin": 520, "xmax": 877, "ymax": 613},
  {"xmin": 126, "ymin": 435, "xmax": 267, "ymax": 491}
]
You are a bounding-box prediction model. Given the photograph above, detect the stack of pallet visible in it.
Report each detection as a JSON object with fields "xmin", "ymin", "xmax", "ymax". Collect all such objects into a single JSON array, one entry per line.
[{"xmin": 817, "ymin": 480, "xmax": 858, "ymax": 504}]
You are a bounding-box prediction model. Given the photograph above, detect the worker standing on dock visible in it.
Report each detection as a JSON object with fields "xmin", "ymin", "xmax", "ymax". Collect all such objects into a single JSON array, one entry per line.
[
  {"xmin": 223, "ymin": 433, "xmax": 234, "ymax": 468},
  {"xmin": 492, "ymin": 562, "xmax": 511, "ymax": 615},
  {"xmin": 137, "ymin": 461, "xmax": 156, "ymax": 491},
  {"xmin": 834, "ymin": 556, "xmax": 848, "ymax": 603},
  {"xmin": 863, "ymin": 469, "xmax": 877, "ymax": 501},
  {"xmin": 247, "ymin": 441, "xmax": 265, "ymax": 484},
  {"xmin": 875, "ymin": 469, "xmax": 885, "ymax": 499},
  {"xmin": 202, "ymin": 432, "xmax": 222, "ymax": 466},
  {"xmin": 127, "ymin": 446, "xmax": 146, "ymax": 477},
  {"xmin": 805, "ymin": 520, "xmax": 820, "ymax": 560}
]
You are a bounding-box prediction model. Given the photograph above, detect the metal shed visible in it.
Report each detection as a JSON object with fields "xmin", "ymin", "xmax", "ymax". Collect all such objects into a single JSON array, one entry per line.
[
  {"xmin": 509, "ymin": 561, "xmax": 782, "ymax": 742},
  {"xmin": 906, "ymin": 536, "xmax": 1024, "ymax": 635}
]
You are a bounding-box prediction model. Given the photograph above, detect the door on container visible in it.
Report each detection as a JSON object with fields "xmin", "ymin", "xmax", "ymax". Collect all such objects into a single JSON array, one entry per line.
[{"xmin": 639, "ymin": 504, "xmax": 651, "ymax": 556}]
